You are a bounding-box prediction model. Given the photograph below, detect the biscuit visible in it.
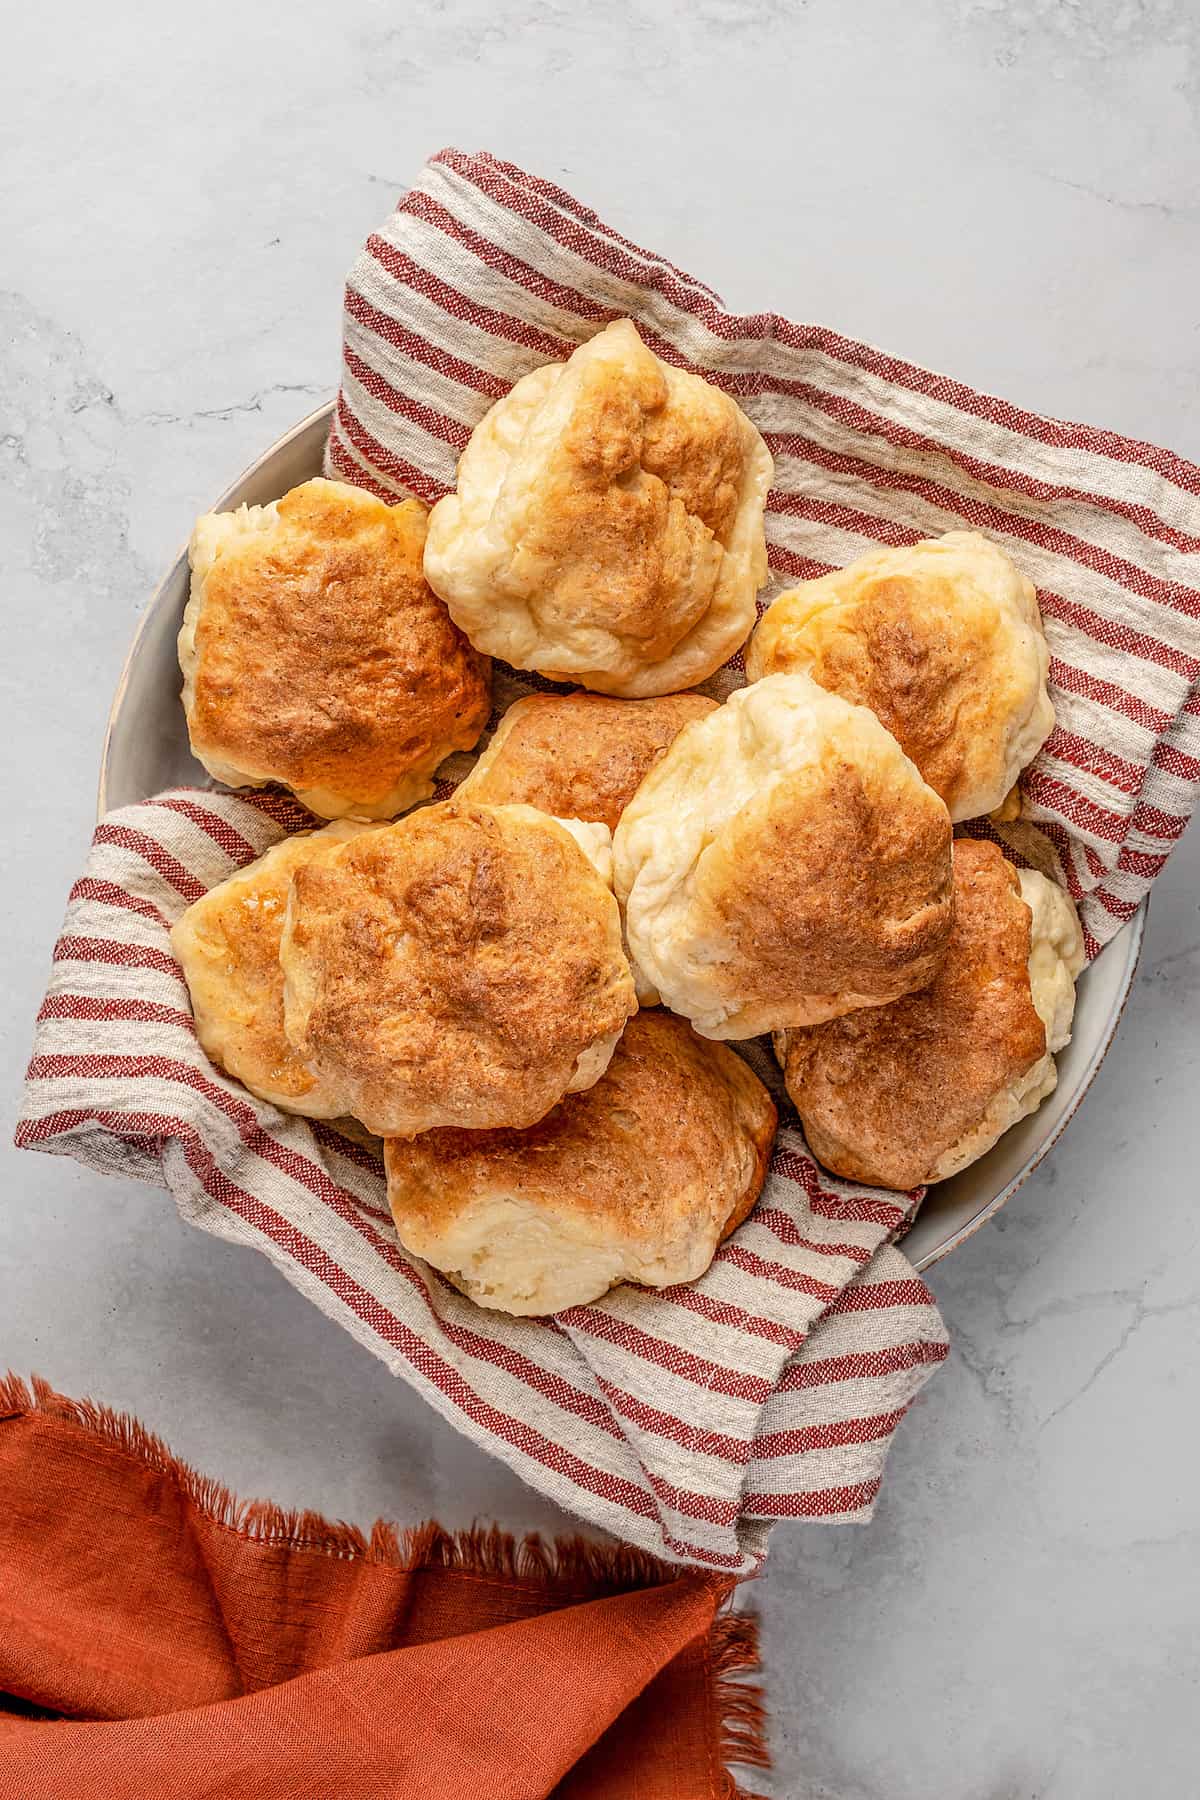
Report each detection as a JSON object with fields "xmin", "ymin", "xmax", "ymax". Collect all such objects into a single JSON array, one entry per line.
[
  {"xmin": 384, "ymin": 1008, "xmax": 777, "ymax": 1315},
  {"xmin": 613, "ymin": 672, "xmax": 954, "ymax": 1039},
  {"xmin": 776, "ymin": 840, "xmax": 1085, "ymax": 1190},
  {"xmin": 279, "ymin": 800, "xmax": 638, "ymax": 1135},
  {"xmin": 746, "ymin": 531, "xmax": 1054, "ymax": 821},
  {"xmin": 180, "ymin": 477, "xmax": 491, "ymax": 819},
  {"xmin": 170, "ymin": 821, "xmax": 381, "ymax": 1115},
  {"xmin": 424, "ymin": 319, "xmax": 773, "ymax": 696},
  {"xmin": 456, "ymin": 690, "xmax": 718, "ymax": 830}
]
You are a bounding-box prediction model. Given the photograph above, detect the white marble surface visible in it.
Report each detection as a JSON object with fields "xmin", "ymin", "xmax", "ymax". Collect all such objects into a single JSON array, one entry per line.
[{"xmin": 3, "ymin": 4, "xmax": 1199, "ymax": 1794}]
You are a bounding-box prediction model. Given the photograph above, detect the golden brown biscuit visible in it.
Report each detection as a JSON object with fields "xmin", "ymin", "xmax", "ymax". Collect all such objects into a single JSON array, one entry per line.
[
  {"xmin": 423, "ymin": 319, "xmax": 773, "ymax": 696},
  {"xmin": 613, "ymin": 672, "xmax": 954, "ymax": 1040},
  {"xmin": 746, "ymin": 531, "xmax": 1054, "ymax": 822},
  {"xmin": 777, "ymin": 840, "xmax": 1085, "ymax": 1190},
  {"xmin": 384, "ymin": 1009, "xmax": 777, "ymax": 1315},
  {"xmin": 180, "ymin": 478, "xmax": 491, "ymax": 819},
  {"xmin": 170, "ymin": 821, "xmax": 382, "ymax": 1115},
  {"xmin": 279, "ymin": 800, "xmax": 638, "ymax": 1136},
  {"xmin": 455, "ymin": 690, "xmax": 719, "ymax": 830}
]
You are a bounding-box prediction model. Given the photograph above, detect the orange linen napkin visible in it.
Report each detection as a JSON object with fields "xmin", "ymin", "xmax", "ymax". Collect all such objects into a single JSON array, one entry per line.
[{"xmin": 0, "ymin": 1376, "xmax": 767, "ymax": 1799}]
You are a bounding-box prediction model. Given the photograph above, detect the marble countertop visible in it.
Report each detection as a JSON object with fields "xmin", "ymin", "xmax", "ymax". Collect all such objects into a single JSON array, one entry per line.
[{"xmin": 4, "ymin": 3, "xmax": 1199, "ymax": 1794}]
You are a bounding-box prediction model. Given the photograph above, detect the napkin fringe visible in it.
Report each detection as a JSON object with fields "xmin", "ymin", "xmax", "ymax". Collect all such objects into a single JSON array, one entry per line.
[
  {"xmin": 711, "ymin": 1611, "xmax": 771, "ymax": 1798},
  {"xmin": 1, "ymin": 1372, "xmax": 400, "ymax": 1563},
  {"xmin": 16, "ymin": 778, "xmax": 953, "ymax": 1570},
  {"xmin": 0, "ymin": 1371, "xmax": 695, "ymax": 1586},
  {"xmin": 1, "ymin": 1370, "xmax": 770, "ymax": 1791},
  {"xmin": 413, "ymin": 1517, "xmax": 683, "ymax": 1593}
]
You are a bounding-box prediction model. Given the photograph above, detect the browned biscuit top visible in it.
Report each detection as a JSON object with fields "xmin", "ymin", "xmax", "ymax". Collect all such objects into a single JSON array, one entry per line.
[
  {"xmin": 280, "ymin": 799, "xmax": 637, "ymax": 1135},
  {"xmin": 187, "ymin": 479, "xmax": 491, "ymax": 810},
  {"xmin": 747, "ymin": 532, "xmax": 1054, "ymax": 822},
  {"xmin": 779, "ymin": 839, "xmax": 1047, "ymax": 1191},
  {"xmin": 459, "ymin": 690, "xmax": 718, "ymax": 829}
]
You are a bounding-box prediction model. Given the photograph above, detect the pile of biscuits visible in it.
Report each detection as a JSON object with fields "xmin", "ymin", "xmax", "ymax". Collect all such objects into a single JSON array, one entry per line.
[{"xmin": 171, "ymin": 318, "xmax": 1084, "ymax": 1316}]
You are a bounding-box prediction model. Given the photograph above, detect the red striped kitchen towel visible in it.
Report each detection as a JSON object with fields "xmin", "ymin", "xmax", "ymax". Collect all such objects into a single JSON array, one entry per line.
[
  {"xmin": 16, "ymin": 149, "xmax": 1200, "ymax": 1573},
  {"xmin": 17, "ymin": 784, "xmax": 947, "ymax": 1574},
  {"xmin": 328, "ymin": 148, "xmax": 1200, "ymax": 958}
]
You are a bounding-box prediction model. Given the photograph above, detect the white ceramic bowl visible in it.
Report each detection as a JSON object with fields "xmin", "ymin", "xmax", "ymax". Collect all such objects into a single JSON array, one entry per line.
[{"xmin": 100, "ymin": 403, "xmax": 1144, "ymax": 1273}]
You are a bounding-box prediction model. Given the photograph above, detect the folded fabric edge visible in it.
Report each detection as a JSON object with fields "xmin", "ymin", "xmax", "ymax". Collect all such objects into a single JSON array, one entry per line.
[
  {"xmin": 0, "ymin": 1371, "xmax": 771, "ymax": 1792},
  {"xmin": 13, "ymin": 1114, "xmax": 168, "ymax": 1187}
]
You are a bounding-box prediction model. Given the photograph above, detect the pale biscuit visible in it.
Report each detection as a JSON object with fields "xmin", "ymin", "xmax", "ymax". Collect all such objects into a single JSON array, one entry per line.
[
  {"xmin": 384, "ymin": 1009, "xmax": 777, "ymax": 1315},
  {"xmin": 170, "ymin": 821, "xmax": 382, "ymax": 1115},
  {"xmin": 424, "ymin": 319, "xmax": 773, "ymax": 696},
  {"xmin": 613, "ymin": 672, "xmax": 954, "ymax": 1039}
]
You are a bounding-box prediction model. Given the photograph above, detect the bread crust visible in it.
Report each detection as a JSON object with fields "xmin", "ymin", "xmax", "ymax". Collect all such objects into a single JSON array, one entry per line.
[
  {"xmin": 180, "ymin": 478, "xmax": 491, "ymax": 819},
  {"xmin": 280, "ymin": 800, "xmax": 637, "ymax": 1135},
  {"xmin": 424, "ymin": 320, "xmax": 773, "ymax": 696},
  {"xmin": 457, "ymin": 690, "xmax": 718, "ymax": 829},
  {"xmin": 777, "ymin": 840, "xmax": 1083, "ymax": 1190},
  {"xmin": 747, "ymin": 531, "xmax": 1054, "ymax": 821},
  {"xmin": 614, "ymin": 673, "xmax": 954, "ymax": 1039},
  {"xmin": 384, "ymin": 1009, "xmax": 777, "ymax": 1315},
  {"xmin": 170, "ymin": 821, "xmax": 382, "ymax": 1115}
]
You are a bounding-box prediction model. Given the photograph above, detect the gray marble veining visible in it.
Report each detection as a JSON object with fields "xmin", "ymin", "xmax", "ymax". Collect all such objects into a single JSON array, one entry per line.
[{"xmin": 3, "ymin": 3, "xmax": 1199, "ymax": 1794}]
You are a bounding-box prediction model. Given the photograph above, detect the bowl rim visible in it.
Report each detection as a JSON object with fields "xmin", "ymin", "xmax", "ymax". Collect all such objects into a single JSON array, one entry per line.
[
  {"xmin": 98, "ymin": 400, "xmax": 1147, "ymax": 1274},
  {"xmin": 908, "ymin": 901, "xmax": 1143, "ymax": 1272}
]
